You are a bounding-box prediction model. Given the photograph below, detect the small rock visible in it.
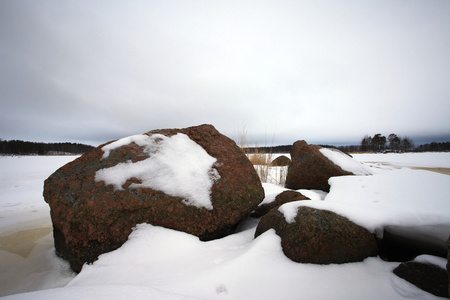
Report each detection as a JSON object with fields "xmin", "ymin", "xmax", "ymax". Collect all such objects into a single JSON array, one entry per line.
[
  {"xmin": 393, "ymin": 261, "xmax": 449, "ymax": 298},
  {"xmin": 250, "ymin": 190, "xmax": 309, "ymax": 218},
  {"xmin": 255, "ymin": 205, "xmax": 378, "ymax": 264},
  {"xmin": 270, "ymin": 155, "xmax": 290, "ymax": 166}
]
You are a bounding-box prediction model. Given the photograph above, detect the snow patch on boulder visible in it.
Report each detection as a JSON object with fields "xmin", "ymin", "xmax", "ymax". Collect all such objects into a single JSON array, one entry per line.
[
  {"xmin": 414, "ymin": 254, "xmax": 447, "ymax": 269},
  {"xmin": 319, "ymin": 148, "xmax": 372, "ymax": 175},
  {"xmin": 278, "ymin": 201, "xmax": 303, "ymax": 224},
  {"xmin": 95, "ymin": 133, "xmax": 220, "ymax": 210}
]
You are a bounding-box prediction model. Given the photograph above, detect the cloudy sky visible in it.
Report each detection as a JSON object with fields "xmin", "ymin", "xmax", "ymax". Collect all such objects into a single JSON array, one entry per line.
[{"xmin": 1, "ymin": 0, "xmax": 449, "ymax": 146}]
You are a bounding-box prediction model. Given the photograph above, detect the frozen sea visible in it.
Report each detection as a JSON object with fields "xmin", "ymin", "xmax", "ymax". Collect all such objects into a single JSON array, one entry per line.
[{"xmin": 0, "ymin": 152, "xmax": 449, "ymax": 299}]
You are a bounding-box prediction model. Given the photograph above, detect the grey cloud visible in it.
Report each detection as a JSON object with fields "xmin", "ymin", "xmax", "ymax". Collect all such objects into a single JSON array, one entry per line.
[{"xmin": 1, "ymin": 0, "xmax": 449, "ymax": 146}]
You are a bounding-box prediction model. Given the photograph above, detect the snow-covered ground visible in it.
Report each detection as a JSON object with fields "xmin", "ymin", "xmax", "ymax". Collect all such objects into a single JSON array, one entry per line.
[{"xmin": 1, "ymin": 153, "xmax": 449, "ymax": 299}]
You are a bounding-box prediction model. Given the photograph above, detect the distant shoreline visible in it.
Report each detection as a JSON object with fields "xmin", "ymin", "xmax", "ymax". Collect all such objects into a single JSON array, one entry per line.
[
  {"xmin": 410, "ymin": 167, "xmax": 450, "ymax": 175},
  {"xmin": 364, "ymin": 161, "xmax": 450, "ymax": 176}
]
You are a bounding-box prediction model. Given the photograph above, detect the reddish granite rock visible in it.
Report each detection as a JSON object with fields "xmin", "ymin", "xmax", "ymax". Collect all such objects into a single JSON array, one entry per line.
[
  {"xmin": 255, "ymin": 206, "xmax": 378, "ymax": 264},
  {"xmin": 250, "ymin": 190, "xmax": 310, "ymax": 218},
  {"xmin": 44, "ymin": 124, "xmax": 264, "ymax": 272},
  {"xmin": 285, "ymin": 140, "xmax": 353, "ymax": 191}
]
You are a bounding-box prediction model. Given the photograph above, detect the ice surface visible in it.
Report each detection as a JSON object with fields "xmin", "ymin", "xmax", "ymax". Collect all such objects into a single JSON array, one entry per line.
[
  {"xmin": 352, "ymin": 152, "xmax": 450, "ymax": 168},
  {"xmin": 0, "ymin": 156, "xmax": 78, "ymax": 232},
  {"xmin": 96, "ymin": 133, "xmax": 220, "ymax": 210}
]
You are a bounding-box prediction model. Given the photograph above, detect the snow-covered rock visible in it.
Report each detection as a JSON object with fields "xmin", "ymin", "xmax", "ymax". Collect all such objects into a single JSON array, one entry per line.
[
  {"xmin": 43, "ymin": 124, "xmax": 264, "ymax": 272},
  {"xmin": 285, "ymin": 140, "xmax": 371, "ymax": 191},
  {"xmin": 250, "ymin": 190, "xmax": 310, "ymax": 218},
  {"xmin": 255, "ymin": 205, "xmax": 378, "ymax": 264},
  {"xmin": 393, "ymin": 259, "xmax": 449, "ymax": 298}
]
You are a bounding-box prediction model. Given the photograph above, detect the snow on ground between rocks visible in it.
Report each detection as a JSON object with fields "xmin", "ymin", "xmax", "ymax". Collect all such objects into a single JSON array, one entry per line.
[
  {"xmin": 22, "ymin": 224, "xmax": 435, "ymax": 300},
  {"xmin": 294, "ymin": 168, "xmax": 450, "ymax": 238},
  {"xmin": 1, "ymin": 153, "xmax": 449, "ymax": 299}
]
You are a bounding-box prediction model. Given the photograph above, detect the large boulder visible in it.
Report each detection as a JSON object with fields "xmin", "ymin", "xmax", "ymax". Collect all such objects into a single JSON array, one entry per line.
[
  {"xmin": 250, "ymin": 190, "xmax": 310, "ymax": 218},
  {"xmin": 255, "ymin": 205, "xmax": 378, "ymax": 264},
  {"xmin": 44, "ymin": 124, "xmax": 264, "ymax": 272},
  {"xmin": 285, "ymin": 140, "xmax": 370, "ymax": 191}
]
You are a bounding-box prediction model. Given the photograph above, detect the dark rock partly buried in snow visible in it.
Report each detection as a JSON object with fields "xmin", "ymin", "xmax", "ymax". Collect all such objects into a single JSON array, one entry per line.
[
  {"xmin": 393, "ymin": 261, "xmax": 449, "ymax": 298},
  {"xmin": 270, "ymin": 155, "xmax": 291, "ymax": 166},
  {"xmin": 250, "ymin": 190, "xmax": 310, "ymax": 218},
  {"xmin": 255, "ymin": 205, "xmax": 378, "ymax": 264},
  {"xmin": 44, "ymin": 124, "xmax": 264, "ymax": 272},
  {"xmin": 285, "ymin": 140, "xmax": 355, "ymax": 191}
]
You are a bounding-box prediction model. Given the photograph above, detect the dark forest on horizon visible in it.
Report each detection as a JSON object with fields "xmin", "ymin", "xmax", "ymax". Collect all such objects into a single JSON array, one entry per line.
[
  {"xmin": 245, "ymin": 133, "xmax": 450, "ymax": 154},
  {"xmin": 245, "ymin": 141, "xmax": 450, "ymax": 154},
  {"xmin": 1, "ymin": 134, "xmax": 449, "ymax": 156},
  {"xmin": 0, "ymin": 139, "xmax": 95, "ymax": 155}
]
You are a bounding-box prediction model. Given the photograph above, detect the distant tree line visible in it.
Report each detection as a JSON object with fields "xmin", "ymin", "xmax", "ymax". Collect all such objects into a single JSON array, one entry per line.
[
  {"xmin": 359, "ymin": 133, "xmax": 415, "ymax": 152},
  {"xmin": 243, "ymin": 134, "xmax": 449, "ymax": 154},
  {"xmin": 338, "ymin": 134, "xmax": 450, "ymax": 153},
  {"xmin": 243, "ymin": 145, "xmax": 292, "ymax": 154},
  {"xmin": 415, "ymin": 141, "xmax": 450, "ymax": 152},
  {"xmin": 0, "ymin": 139, "xmax": 95, "ymax": 155}
]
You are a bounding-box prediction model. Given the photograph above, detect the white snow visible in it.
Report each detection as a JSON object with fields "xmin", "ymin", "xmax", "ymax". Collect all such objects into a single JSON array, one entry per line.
[
  {"xmin": 352, "ymin": 152, "xmax": 450, "ymax": 168},
  {"xmin": 96, "ymin": 133, "xmax": 220, "ymax": 210},
  {"xmin": 278, "ymin": 201, "xmax": 301, "ymax": 224},
  {"xmin": 1, "ymin": 153, "xmax": 449, "ymax": 299},
  {"xmin": 320, "ymin": 148, "xmax": 373, "ymax": 175},
  {"xmin": 294, "ymin": 168, "xmax": 450, "ymax": 238},
  {"xmin": 414, "ymin": 254, "xmax": 448, "ymax": 270},
  {"xmin": 258, "ymin": 184, "xmax": 326, "ymax": 207},
  {"xmin": 100, "ymin": 134, "xmax": 157, "ymax": 159}
]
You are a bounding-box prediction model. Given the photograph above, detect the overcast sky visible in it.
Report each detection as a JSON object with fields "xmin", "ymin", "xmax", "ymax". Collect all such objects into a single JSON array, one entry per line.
[{"xmin": 1, "ymin": 0, "xmax": 449, "ymax": 146}]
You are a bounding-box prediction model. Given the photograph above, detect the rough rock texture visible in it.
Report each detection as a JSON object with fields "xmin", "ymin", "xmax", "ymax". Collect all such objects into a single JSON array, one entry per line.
[
  {"xmin": 250, "ymin": 190, "xmax": 310, "ymax": 218},
  {"xmin": 44, "ymin": 124, "xmax": 264, "ymax": 272},
  {"xmin": 255, "ymin": 206, "xmax": 378, "ymax": 264},
  {"xmin": 393, "ymin": 262, "xmax": 449, "ymax": 298},
  {"xmin": 270, "ymin": 155, "xmax": 290, "ymax": 166},
  {"xmin": 285, "ymin": 140, "xmax": 353, "ymax": 191}
]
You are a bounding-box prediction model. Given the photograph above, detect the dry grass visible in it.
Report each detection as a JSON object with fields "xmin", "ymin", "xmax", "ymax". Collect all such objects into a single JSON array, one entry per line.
[
  {"xmin": 248, "ymin": 149, "xmax": 273, "ymax": 183},
  {"xmin": 235, "ymin": 126, "xmax": 287, "ymax": 186}
]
